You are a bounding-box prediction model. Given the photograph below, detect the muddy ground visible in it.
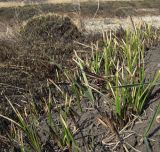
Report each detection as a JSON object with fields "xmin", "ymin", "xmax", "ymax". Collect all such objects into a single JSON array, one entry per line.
[{"xmin": 0, "ymin": 1, "xmax": 160, "ymax": 152}]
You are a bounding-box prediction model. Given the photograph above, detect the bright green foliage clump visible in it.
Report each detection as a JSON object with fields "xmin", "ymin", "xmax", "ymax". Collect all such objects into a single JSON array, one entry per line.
[{"xmin": 75, "ymin": 24, "xmax": 160, "ymax": 122}]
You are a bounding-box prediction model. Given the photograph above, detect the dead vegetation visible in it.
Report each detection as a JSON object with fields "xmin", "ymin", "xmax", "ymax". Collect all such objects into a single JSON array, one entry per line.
[{"xmin": 20, "ymin": 13, "xmax": 81, "ymax": 58}]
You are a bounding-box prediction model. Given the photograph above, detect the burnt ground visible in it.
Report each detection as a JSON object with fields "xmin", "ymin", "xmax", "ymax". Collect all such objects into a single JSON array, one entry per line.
[
  {"xmin": 134, "ymin": 47, "xmax": 160, "ymax": 152},
  {"xmin": 0, "ymin": 1, "xmax": 160, "ymax": 152}
]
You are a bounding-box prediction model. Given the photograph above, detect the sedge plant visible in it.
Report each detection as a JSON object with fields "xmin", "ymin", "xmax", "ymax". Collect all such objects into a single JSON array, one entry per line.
[
  {"xmin": 109, "ymin": 28, "xmax": 160, "ymax": 120},
  {"xmin": 47, "ymin": 80, "xmax": 81, "ymax": 152},
  {"xmin": 0, "ymin": 96, "xmax": 42, "ymax": 152},
  {"xmin": 73, "ymin": 25, "xmax": 160, "ymax": 124}
]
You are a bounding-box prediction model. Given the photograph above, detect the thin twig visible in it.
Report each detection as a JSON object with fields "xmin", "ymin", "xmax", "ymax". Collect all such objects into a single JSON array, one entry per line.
[
  {"xmin": 125, "ymin": 142, "xmax": 141, "ymax": 152},
  {"xmin": 0, "ymin": 83, "xmax": 25, "ymax": 91},
  {"xmin": 93, "ymin": 0, "xmax": 100, "ymax": 19}
]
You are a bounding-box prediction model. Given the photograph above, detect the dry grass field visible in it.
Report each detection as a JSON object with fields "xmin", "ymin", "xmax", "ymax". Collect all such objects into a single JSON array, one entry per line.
[{"xmin": 0, "ymin": 0, "xmax": 148, "ymax": 8}]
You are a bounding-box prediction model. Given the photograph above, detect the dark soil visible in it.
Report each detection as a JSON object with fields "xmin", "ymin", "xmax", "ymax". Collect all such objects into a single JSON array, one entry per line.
[
  {"xmin": 20, "ymin": 13, "xmax": 82, "ymax": 60},
  {"xmin": 133, "ymin": 46, "xmax": 160, "ymax": 152},
  {"xmin": 0, "ymin": 12, "xmax": 103, "ymax": 152}
]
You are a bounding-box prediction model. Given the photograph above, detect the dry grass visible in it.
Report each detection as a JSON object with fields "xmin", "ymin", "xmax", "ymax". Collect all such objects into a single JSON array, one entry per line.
[
  {"xmin": 46, "ymin": 0, "xmax": 138, "ymax": 3},
  {"xmin": 0, "ymin": 0, "xmax": 141, "ymax": 8},
  {"xmin": 0, "ymin": 2, "xmax": 25, "ymax": 8}
]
